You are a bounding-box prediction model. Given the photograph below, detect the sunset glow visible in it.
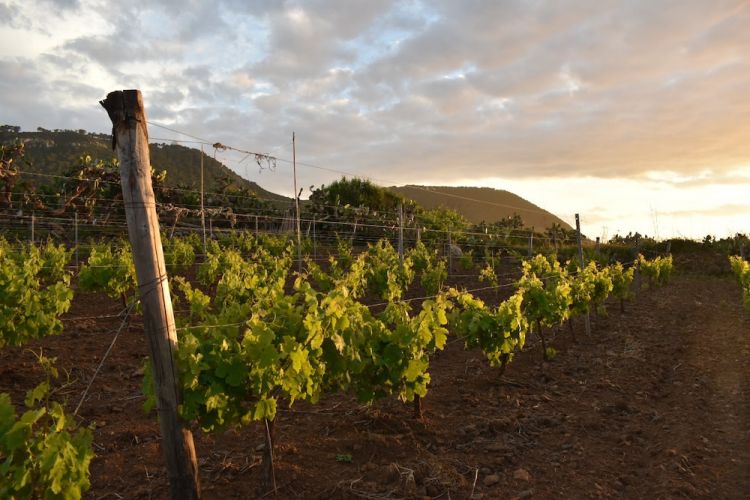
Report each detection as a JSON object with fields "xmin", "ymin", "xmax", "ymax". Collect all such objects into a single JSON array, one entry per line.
[{"xmin": 1, "ymin": 0, "xmax": 748, "ymax": 238}]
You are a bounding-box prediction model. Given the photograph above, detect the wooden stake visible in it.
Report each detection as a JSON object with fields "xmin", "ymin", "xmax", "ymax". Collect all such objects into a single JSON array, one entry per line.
[
  {"xmin": 575, "ymin": 214, "xmax": 591, "ymax": 337},
  {"xmin": 634, "ymin": 235, "xmax": 642, "ymax": 296},
  {"xmin": 447, "ymin": 231, "xmax": 452, "ymax": 275},
  {"xmin": 413, "ymin": 396, "xmax": 423, "ymax": 420},
  {"xmin": 74, "ymin": 212, "xmax": 79, "ymax": 269},
  {"xmin": 200, "ymin": 146, "xmax": 206, "ymax": 254},
  {"xmin": 260, "ymin": 418, "xmax": 277, "ymax": 495},
  {"xmin": 100, "ymin": 90, "xmax": 201, "ymax": 500},
  {"xmin": 528, "ymin": 227, "xmax": 534, "ymax": 257},
  {"xmin": 398, "ymin": 202, "xmax": 404, "ymax": 267},
  {"xmin": 292, "ymin": 132, "xmax": 302, "ymax": 274},
  {"xmin": 30, "ymin": 212, "xmax": 35, "ymax": 243}
]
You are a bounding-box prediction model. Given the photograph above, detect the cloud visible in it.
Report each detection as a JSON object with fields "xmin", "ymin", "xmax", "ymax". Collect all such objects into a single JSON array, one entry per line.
[
  {"xmin": 1, "ymin": 0, "xmax": 749, "ymax": 237},
  {"xmin": 245, "ymin": 1, "xmax": 394, "ymax": 84},
  {"xmin": 0, "ymin": 2, "xmax": 28, "ymax": 28},
  {"xmin": 659, "ymin": 203, "xmax": 750, "ymax": 218}
]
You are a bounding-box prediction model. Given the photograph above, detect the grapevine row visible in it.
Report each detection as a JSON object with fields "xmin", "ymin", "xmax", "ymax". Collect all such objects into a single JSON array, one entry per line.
[
  {"xmin": 0, "ymin": 239, "xmax": 92, "ymax": 498},
  {"xmin": 0, "ymin": 232, "xmax": 673, "ymax": 496},
  {"xmin": 139, "ymin": 235, "xmax": 672, "ymax": 491},
  {"xmin": 729, "ymin": 255, "xmax": 750, "ymax": 311}
]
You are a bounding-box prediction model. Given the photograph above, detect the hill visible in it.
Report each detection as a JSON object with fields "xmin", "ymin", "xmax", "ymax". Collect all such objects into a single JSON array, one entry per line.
[
  {"xmin": 0, "ymin": 125, "xmax": 288, "ymax": 202},
  {"xmin": 389, "ymin": 185, "xmax": 573, "ymax": 231}
]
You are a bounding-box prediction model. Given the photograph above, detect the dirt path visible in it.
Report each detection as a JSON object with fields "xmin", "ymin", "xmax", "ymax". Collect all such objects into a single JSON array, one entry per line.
[
  {"xmin": 625, "ymin": 274, "xmax": 750, "ymax": 498},
  {"xmin": 1, "ymin": 272, "xmax": 748, "ymax": 499},
  {"xmin": 450, "ymin": 273, "xmax": 750, "ymax": 499}
]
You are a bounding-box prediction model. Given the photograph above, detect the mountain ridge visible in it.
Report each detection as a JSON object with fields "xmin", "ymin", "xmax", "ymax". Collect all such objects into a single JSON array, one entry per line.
[
  {"xmin": 389, "ymin": 184, "xmax": 573, "ymax": 231},
  {"xmin": 2, "ymin": 126, "xmax": 572, "ymax": 229},
  {"xmin": 0, "ymin": 125, "xmax": 288, "ymax": 202}
]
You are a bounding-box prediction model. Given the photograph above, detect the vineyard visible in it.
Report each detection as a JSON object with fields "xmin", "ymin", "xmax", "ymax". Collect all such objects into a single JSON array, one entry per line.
[
  {"xmin": 2, "ymin": 95, "xmax": 749, "ymax": 499},
  {"xmin": 5, "ymin": 224, "xmax": 750, "ymax": 497}
]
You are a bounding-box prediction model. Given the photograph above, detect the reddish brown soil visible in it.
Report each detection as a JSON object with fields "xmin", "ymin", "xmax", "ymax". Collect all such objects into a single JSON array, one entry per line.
[{"xmin": 2, "ymin": 270, "xmax": 749, "ymax": 499}]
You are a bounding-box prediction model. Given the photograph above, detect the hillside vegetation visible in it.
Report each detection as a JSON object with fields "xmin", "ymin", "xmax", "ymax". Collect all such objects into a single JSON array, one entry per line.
[
  {"xmin": 3, "ymin": 125, "xmax": 574, "ymax": 232},
  {"xmin": 0, "ymin": 125, "xmax": 286, "ymax": 201},
  {"xmin": 390, "ymin": 185, "xmax": 573, "ymax": 231}
]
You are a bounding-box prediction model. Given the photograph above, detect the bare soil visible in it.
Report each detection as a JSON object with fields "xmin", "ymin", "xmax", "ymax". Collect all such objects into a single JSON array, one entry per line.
[{"xmin": 2, "ymin": 270, "xmax": 749, "ymax": 499}]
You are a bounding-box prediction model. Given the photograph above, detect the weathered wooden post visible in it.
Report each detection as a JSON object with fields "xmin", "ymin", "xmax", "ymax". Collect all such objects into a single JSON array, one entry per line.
[
  {"xmin": 30, "ymin": 212, "xmax": 35, "ymax": 243},
  {"xmin": 595, "ymin": 236, "xmax": 600, "ymax": 254},
  {"xmin": 100, "ymin": 90, "xmax": 201, "ymax": 500},
  {"xmin": 575, "ymin": 214, "xmax": 592, "ymax": 336}
]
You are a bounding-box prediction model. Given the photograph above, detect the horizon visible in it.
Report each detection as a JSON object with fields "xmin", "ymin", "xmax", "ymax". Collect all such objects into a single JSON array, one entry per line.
[
  {"xmin": 3, "ymin": 122, "xmax": 747, "ymax": 242},
  {"xmin": 2, "ymin": 1, "xmax": 748, "ymax": 240}
]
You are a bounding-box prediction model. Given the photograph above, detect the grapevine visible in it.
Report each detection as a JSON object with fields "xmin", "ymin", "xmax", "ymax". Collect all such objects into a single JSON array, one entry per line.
[
  {"xmin": 77, "ymin": 241, "xmax": 136, "ymax": 307},
  {"xmin": 362, "ymin": 240, "xmax": 414, "ymax": 301},
  {"xmin": 516, "ymin": 255, "xmax": 572, "ymax": 361},
  {"xmin": 638, "ymin": 254, "xmax": 674, "ymax": 288},
  {"xmin": 420, "ymin": 259, "xmax": 448, "ymax": 296},
  {"xmin": 448, "ymin": 289, "xmax": 527, "ymax": 378},
  {"xmin": 0, "ymin": 353, "xmax": 94, "ymax": 499},
  {"xmin": 610, "ymin": 261, "xmax": 635, "ymax": 312},
  {"xmin": 728, "ymin": 255, "xmax": 750, "ymax": 311},
  {"xmin": 478, "ymin": 263, "xmax": 500, "ymax": 295},
  {"xmin": 0, "ymin": 239, "xmax": 73, "ymax": 347},
  {"xmin": 570, "ymin": 261, "xmax": 613, "ymax": 311},
  {"xmin": 407, "ymin": 241, "xmax": 447, "ymax": 295},
  {"xmin": 162, "ymin": 235, "xmax": 196, "ymax": 274}
]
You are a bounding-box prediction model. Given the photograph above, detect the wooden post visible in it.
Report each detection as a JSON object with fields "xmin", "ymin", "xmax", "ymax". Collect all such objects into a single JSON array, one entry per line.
[
  {"xmin": 398, "ymin": 203, "xmax": 404, "ymax": 267},
  {"xmin": 665, "ymin": 240, "xmax": 671, "ymax": 255},
  {"xmin": 740, "ymin": 242, "xmax": 746, "ymax": 260},
  {"xmin": 292, "ymin": 133, "xmax": 302, "ymax": 274},
  {"xmin": 634, "ymin": 235, "xmax": 642, "ymax": 295},
  {"xmin": 528, "ymin": 227, "xmax": 534, "ymax": 257},
  {"xmin": 254, "ymin": 215, "xmax": 259, "ymax": 235},
  {"xmin": 74, "ymin": 212, "xmax": 79, "ymax": 269},
  {"xmin": 575, "ymin": 214, "xmax": 591, "ymax": 336},
  {"xmin": 100, "ymin": 90, "xmax": 201, "ymax": 500},
  {"xmin": 30, "ymin": 212, "xmax": 35, "ymax": 243},
  {"xmin": 200, "ymin": 146, "xmax": 206, "ymax": 254},
  {"xmin": 447, "ymin": 231, "xmax": 452, "ymax": 275},
  {"xmin": 312, "ymin": 216, "xmax": 316, "ymax": 261},
  {"xmin": 417, "ymin": 227, "xmax": 421, "ymax": 244},
  {"xmin": 595, "ymin": 236, "xmax": 600, "ymax": 254}
]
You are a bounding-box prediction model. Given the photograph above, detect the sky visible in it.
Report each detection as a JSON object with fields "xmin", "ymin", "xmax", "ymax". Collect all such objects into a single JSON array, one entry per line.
[{"xmin": 1, "ymin": 0, "xmax": 749, "ymax": 240}]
